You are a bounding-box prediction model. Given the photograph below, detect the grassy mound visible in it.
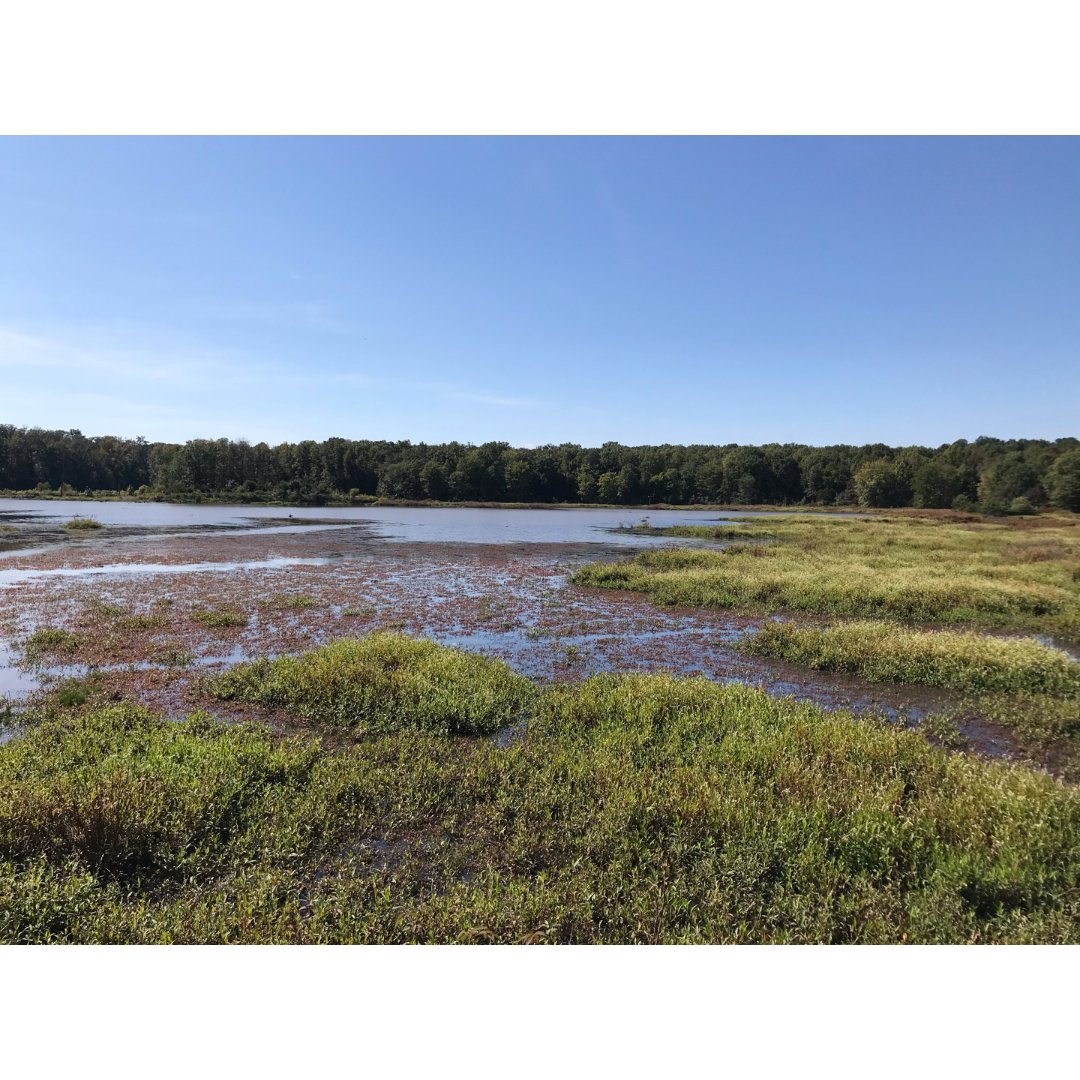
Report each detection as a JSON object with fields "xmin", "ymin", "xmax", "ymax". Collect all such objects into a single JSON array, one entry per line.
[
  {"xmin": 63, "ymin": 517, "xmax": 103, "ymax": 530},
  {"xmin": 740, "ymin": 621, "xmax": 1080, "ymax": 696},
  {"xmin": 206, "ymin": 632, "xmax": 536, "ymax": 735},
  {"xmin": 3, "ymin": 675, "xmax": 1080, "ymax": 943}
]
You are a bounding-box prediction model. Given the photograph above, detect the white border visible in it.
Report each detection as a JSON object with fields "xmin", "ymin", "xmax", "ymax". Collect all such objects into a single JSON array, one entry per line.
[{"xmin": 0, "ymin": 1, "xmax": 1077, "ymax": 134}]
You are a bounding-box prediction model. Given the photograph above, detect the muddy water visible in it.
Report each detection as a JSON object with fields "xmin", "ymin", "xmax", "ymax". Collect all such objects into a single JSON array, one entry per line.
[{"xmin": 0, "ymin": 501, "xmax": 1014, "ymax": 761}]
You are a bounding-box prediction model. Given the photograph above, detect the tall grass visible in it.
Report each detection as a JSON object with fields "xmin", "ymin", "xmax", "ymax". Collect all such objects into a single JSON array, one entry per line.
[
  {"xmin": 740, "ymin": 620, "xmax": 1080, "ymax": 696},
  {"xmin": 62, "ymin": 517, "xmax": 103, "ymax": 531},
  {"xmin": 207, "ymin": 632, "xmax": 536, "ymax": 736}
]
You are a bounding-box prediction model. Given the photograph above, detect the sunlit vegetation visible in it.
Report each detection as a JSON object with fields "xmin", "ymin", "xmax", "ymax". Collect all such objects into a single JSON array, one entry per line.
[
  {"xmin": 3, "ymin": 670, "xmax": 1080, "ymax": 943},
  {"xmin": 206, "ymin": 633, "xmax": 536, "ymax": 736},
  {"xmin": 574, "ymin": 515, "xmax": 1080, "ymax": 641},
  {"xmin": 740, "ymin": 621, "xmax": 1080, "ymax": 696},
  {"xmin": 2, "ymin": 424, "xmax": 1078, "ymax": 509},
  {"xmin": 62, "ymin": 517, "xmax": 102, "ymax": 531}
]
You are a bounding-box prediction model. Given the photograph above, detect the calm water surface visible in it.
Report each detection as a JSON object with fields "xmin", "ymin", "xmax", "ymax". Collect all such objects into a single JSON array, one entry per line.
[{"xmin": 0, "ymin": 498, "xmax": 834, "ymax": 546}]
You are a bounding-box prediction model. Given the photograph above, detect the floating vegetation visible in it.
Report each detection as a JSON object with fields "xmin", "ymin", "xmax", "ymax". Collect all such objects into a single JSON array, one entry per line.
[
  {"xmin": 260, "ymin": 593, "xmax": 318, "ymax": 612},
  {"xmin": 193, "ymin": 607, "xmax": 249, "ymax": 629},
  {"xmin": 22, "ymin": 627, "xmax": 82, "ymax": 662}
]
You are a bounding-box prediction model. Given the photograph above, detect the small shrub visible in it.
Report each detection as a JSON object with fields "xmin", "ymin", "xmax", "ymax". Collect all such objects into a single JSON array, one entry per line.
[
  {"xmin": 53, "ymin": 678, "xmax": 97, "ymax": 709},
  {"xmin": 63, "ymin": 518, "xmax": 103, "ymax": 531}
]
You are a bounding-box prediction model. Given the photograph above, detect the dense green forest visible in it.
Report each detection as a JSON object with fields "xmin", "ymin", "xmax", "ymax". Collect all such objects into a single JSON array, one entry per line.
[{"xmin": 2, "ymin": 424, "xmax": 1079, "ymax": 512}]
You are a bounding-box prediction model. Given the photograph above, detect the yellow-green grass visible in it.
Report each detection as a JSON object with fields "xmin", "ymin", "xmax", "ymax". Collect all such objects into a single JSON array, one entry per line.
[
  {"xmin": 4, "ymin": 672, "xmax": 1080, "ymax": 943},
  {"xmin": 206, "ymin": 632, "xmax": 536, "ymax": 736},
  {"xmin": 740, "ymin": 620, "xmax": 1080, "ymax": 696},
  {"xmin": 573, "ymin": 515, "xmax": 1080, "ymax": 640},
  {"xmin": 62, "ymin": 517, "xmax": 103, "ymax": 530}
]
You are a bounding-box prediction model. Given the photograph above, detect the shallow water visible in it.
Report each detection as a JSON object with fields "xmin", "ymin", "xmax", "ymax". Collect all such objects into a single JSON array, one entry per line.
[
  {"xmin": 0, "ymin": 497, "xmax": 836, "ymax": 546},
  {"xmin": 0, "ymin": 499, "xmax": 1018, "ymax": 764},
  {"xmin": 0, "ymin": 556, "xmax": 328, "ymax": 588}
]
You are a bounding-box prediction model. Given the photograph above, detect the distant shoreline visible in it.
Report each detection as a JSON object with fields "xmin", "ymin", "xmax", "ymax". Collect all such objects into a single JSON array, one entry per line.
[{"xmin": 0, "ymin": 489, "xmax": 862, "ymax": 514}]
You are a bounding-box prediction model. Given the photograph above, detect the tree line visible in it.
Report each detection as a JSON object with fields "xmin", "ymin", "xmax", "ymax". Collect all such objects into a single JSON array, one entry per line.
[{"xmin": 2, "ymin": 424, "xmax": 1079, "ymax": 512}]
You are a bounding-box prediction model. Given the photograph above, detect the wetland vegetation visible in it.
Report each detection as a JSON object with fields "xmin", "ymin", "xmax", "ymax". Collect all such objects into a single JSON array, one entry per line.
[
  {"xmin": 4, "ymin": 665, "xmax": 1080, "ymax": 944},
  {"xmin": 739, "ymin": 620, "xmax": 1080, "ymax": 697},
  {"xmin": 577, "ymin": 512, "xmax": 1080, "ymax": 776},
  {"xmin": 2, "ymin": 490, "xmax": 1080, "ymax": 944},
  {"xmin": 575, "ymin": 514, "xmax": 1080, "ymax": 638}
]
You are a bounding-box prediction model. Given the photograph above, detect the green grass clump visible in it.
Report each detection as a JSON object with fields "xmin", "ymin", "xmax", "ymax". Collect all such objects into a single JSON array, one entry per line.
[
  {"xmin": 193, "ymin": 606, "xmax": 249, "ymax": 629},
  {"xmin": 117, "ymin": 611, "xmax": 170, "ymax": 631},
  {"xmin": 63, "ymin": 518, "xmax": 103, "ymax": 531},
  {"xmin": 206, "ymin": 633, "xmax": 536, "ymax": 736},
  {"xmin": 573, "ymin": 515, "xmax": 1080, "ymax": 638},
  {"xmin": 740, "ymin": 621, "xmax": 1080, "ymax": 696},
  {"xmin": 52, "ymin": 677, "xmax": 99, "ymax": 709},
  {"xmin": 23, "ymin": 627, "xmax": 82, "ymax": 662},
  {"xmin": 260, "ymin": 593, "xmax": 318, "ymax": 612},
  {"xmin": 85, "ymin": 600, "xmax": 125, "ymax": 619},
  {"xmin": 4, "ymin": 674, "xmax": 1080, "ymax": 943}
]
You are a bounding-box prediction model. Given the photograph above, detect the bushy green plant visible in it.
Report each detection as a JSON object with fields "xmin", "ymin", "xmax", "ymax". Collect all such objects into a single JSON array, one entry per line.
[
  {"xmin": 207, "ymin": 633, "xmax": 536, "ymax": 736},
  {"xmin": 5, "ymin": 678, "xmax": 1080, "ymax": 943}
]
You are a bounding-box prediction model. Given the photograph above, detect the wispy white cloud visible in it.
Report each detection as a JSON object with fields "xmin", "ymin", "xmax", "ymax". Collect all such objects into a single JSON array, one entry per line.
[
  {"xmin": 0, "ymin": 325, "xmax": 198, "ymax": 383},
  {"xmin": 0, "ymin": 322, "xmax": 544, "ymax": 420}
]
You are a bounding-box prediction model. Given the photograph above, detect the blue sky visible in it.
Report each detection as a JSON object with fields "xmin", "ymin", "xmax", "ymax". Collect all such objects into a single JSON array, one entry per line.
[{"xmin": 1, "ymin": 137, "xmax": 1077, "ymax": 447}]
